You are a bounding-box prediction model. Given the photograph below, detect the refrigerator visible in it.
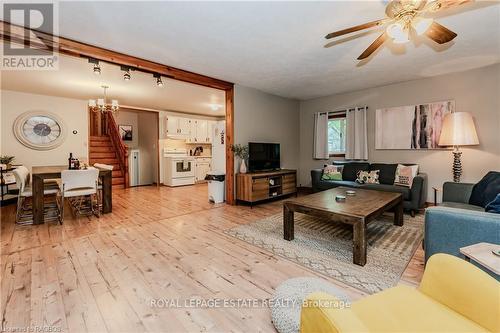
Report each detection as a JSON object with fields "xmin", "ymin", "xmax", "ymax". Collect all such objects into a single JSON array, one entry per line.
[{"xmin": 211, "ymin": 120, "xmax": 226, "ymax": 172}]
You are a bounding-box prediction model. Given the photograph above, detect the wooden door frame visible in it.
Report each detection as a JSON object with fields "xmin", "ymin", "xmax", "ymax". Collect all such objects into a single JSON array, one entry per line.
[{"xmin": 0, "ymin": 20, "xmax": 235, "ymax": 204}]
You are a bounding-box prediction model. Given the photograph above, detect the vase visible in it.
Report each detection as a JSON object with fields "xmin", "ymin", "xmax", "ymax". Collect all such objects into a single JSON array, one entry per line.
[{"xmin": 239, "ymin": 159, "xmax": 247, "ymax": 174}]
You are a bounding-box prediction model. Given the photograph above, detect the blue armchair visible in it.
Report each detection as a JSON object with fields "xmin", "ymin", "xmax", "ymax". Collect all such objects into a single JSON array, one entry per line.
[{"xmin": 424, "ymin": 182, "xmax": 500, "ymax": 279}]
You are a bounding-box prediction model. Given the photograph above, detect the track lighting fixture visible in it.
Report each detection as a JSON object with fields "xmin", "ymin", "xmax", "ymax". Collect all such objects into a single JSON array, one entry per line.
[
  {"xmin": 88, "ymin": 58, "xmax": 101, "ymax": 75},
  {"xmin": 121, "ymin": 66, "xmax": 131, "ymax": 81},
  {"xmin": 154, "ymin": 73, "xmax": 164, "ymax": 87}
]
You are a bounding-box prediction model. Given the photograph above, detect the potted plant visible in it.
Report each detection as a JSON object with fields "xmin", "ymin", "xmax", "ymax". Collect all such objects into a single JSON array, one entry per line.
[
  {"xmin": 0, "ymin": 155, "xmax": 15, "ymax": 169},
  {"xmin": 230, "ymin": 144, "xmax": 249, "ymax": 174}
]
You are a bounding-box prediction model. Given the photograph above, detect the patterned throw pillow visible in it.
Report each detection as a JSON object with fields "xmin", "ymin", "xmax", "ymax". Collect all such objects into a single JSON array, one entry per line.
[
  {"xmin": 322, "ymin": 165, "xmax": 343, "ymax": 181},
  {"xmin": 356, "ymin": 170, "xmax": 380, "ymax": 184},
  {"xmin": 394, "ymin": 164, "xmax": 419, "ymax": 187}
]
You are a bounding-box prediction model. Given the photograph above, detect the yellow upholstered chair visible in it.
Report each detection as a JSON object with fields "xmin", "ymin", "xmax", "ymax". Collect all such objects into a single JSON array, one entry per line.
[{"xmin": 301, "ymin": 253, "xmax": 500, "ymax": 333}]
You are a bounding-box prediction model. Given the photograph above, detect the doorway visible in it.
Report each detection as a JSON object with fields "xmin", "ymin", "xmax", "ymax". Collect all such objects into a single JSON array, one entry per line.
[{"xmin": 115, "ymin": 108, "xmax": 159, "ymax": 186}]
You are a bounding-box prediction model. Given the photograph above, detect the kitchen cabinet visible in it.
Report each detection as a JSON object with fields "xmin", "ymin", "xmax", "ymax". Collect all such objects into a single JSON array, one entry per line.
[
  {"xmin": 187, "ymin": 120, "xmax": 196, "ymax": 143},
  {"xmin": 195, "ymin": 157, "xmax": 211, "ymax": 182},
  {"xmin": 159, "ymin": 112, "xmax": 168, "ymax": 139},
  {"xmin": 165, "ymin": 115, "xmax": 190, "ymax": 139},
  {"xmin": 207, "ymin": 120, "xmax": 216, "ymax": 144},
  {"xmin": 178, "ymin": 118, "xmax": 190, "ymax": 136},
  {"xmin": 159, "ymin": 113, "xmax": 218, "ymax": 144},
  {"xmin": 196, "ymin": 120, "xmax": 208, "ymax": 143},
  {"xmin": 187, "ymin": 119, "xmax": 211, "ymax": 143}
]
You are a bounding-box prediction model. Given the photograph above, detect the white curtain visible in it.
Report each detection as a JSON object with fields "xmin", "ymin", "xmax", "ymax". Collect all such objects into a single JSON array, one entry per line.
[
  {"xmin": 313, "ymin": 112, "xmax": 329, "ymax": 160},
  {"xmin": 345, "ymin": 106, "xmax": 368, "ymax": 160}
]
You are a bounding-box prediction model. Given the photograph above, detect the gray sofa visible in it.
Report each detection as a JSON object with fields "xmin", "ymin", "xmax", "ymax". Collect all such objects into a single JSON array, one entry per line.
[
  {"xmin": 424, "ymin": 182, "xmax": 500, "ymax": 279},
  {"xmin": 311, "ymin": 161, "xmax": 427, "ymax": 216}
]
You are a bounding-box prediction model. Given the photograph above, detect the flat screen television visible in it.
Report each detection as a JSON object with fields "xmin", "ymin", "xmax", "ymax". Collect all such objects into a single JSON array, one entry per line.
[{"xmin": 248, "ymin": 142, "xmax": 280, "ymax": 172}]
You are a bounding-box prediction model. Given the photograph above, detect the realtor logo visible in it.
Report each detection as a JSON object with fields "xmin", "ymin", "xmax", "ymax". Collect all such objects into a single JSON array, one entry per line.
[{"xmin": 2, "ymin": 2, "xmax": 58, "ymax": 70}]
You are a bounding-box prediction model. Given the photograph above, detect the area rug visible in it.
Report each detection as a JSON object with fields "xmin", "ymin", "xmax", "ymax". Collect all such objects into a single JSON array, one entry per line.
[{"xmin": 224, "ymin": 212, "xmax": 423, "ymax": 294}]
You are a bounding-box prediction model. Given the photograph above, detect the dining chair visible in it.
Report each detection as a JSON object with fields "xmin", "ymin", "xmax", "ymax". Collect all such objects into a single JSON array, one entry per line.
[
  {"xmin": 93, "ymin": 163, "xmax": 113, "ymax": 212},
  {"xmin": 59, "ymin": 168, "xmax": 100, "ymax": 223},
  {"xmin": 16, "ymin": 165, "xmax": 60, "ymax": 188},
  {"xmin": 12, "ymin": 167, "xmax": 60, "ymax": 225}
]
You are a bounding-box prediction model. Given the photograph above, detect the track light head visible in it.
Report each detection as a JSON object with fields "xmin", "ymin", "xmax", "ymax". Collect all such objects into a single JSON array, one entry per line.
[
  {"xmin": 88, "ymin": 58, "xmax": 101, "ymax": 75},
  {"xmin": 121, "ymin": 66, "xmax": 131, "ymax": 81},
  {"xmin": 93, "ymin": 64, "xmax": 101, "ymax": 75},
  {"xmin": 154, "ymin": 73, "xmax": 164, "ymax": 87}
]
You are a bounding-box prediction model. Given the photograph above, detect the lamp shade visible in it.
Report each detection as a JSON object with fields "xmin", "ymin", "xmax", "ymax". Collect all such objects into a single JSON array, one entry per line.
[{"xmin": 438, "ymin": 112, "xmax": 479, "ymax": 146}]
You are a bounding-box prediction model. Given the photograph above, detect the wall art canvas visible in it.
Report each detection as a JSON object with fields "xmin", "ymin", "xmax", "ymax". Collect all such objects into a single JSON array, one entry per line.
[
  {"xmin": 375, "ymin": 100, "xmax": 455, "ymax": 149},
  {"xmin": 119, "ymin": 125, "xmax": 133, "ymax": 141}
]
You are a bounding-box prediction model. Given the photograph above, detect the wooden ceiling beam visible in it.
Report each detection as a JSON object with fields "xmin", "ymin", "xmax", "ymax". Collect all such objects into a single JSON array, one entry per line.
[{"xmin": 0, "ymin": 20, "xmax": 234, "ymax": 91}]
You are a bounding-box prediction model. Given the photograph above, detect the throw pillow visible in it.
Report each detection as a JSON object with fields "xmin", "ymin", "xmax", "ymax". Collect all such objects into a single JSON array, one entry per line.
[
  {"xmin": 341, "ymin": 162, "xmax": 370, "ymax": 181},
  {"xmin": 394, "ymin": 164, "xmax": 419, "ymax": 187},
  {"xmin": 356, "ymin": 170, "xmax": 380, "ymax": 184},
  {"xmin": 485, "ymin": 194, "xmax": 500, "ymax": 214},
  {"xmin": 370, "ymin": 163, "xmax": 398, "ymax": 185},
  {"xmin": 322, "ymin": 165, "xmax": 343, "ymax": 181},
  {"xmin": 469, "ymin": 171, "xmax": 500, "ymax": 208}
]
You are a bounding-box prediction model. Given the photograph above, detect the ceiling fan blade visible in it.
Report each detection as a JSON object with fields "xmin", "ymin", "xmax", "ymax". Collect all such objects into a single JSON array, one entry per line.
[
  {"xmin": 424, "ymin": 0, "xmax": 473, "ymax": 12},
  {"xmin": 425, "ymin": 21, "xmax": 457, "ymax": 44},
  {"xmin": 357, "ymin": 32, "xmax": 388, "ymax": 60},
  {"xmin": 325, "ymin": 19, "xmax": 388, "ymax": 39}
]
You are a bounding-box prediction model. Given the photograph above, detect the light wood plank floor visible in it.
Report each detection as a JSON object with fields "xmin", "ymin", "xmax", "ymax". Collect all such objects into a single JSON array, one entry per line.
[{"xmin": 1, "ymin": 184, "xmax": 424, "ymax": 333}]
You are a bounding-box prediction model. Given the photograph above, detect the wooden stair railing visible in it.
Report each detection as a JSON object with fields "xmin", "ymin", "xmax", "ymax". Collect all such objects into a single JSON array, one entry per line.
[{"xmin": 105, "ymin": 112, "xmax": 129, "ymax": 188}]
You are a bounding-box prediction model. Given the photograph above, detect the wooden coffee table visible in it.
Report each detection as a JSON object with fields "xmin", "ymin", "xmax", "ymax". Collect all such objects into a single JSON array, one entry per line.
[{"xmin": 283, "ymin": 187, "xmax": 403, "ymax": 266}]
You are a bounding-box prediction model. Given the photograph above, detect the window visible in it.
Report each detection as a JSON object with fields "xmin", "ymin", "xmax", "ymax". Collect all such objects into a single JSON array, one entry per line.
[{"xmin": 328, "ymin": 113, "xmax": 346, "ymax": 156}]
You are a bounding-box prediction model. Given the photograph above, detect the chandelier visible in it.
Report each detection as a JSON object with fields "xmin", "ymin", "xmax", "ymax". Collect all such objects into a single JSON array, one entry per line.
[{"xmin": 88, "ymin": 85, "xmax": 119, "ymax": 114}]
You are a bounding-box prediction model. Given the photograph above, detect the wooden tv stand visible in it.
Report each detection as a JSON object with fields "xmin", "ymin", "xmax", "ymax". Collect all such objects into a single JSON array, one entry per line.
[{"xmin": 236, "ymin": 169, "xmax": 297, "ymax": 205}]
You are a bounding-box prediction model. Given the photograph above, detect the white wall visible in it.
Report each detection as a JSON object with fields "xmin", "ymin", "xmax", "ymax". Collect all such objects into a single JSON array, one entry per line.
[
  {"xmin": 234, "ymin": 84, "xmax": 300, "ymax": 172},
  {"xmin": 1, "ymin": 90, "xmax": 88, "ymax": 171},
  {"xmin": 299, "ymin": 64, "xmax": 500, "ymax": 202}
]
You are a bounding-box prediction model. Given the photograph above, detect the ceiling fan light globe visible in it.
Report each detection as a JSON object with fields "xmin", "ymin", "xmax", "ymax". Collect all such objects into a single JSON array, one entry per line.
[
  {"xmin": 413, "ymin": 17, "xmax": 433, "ymax": 35},
  {"xmin": 387, "ymin": 23, "xmax": 409, "ymax": 44}
]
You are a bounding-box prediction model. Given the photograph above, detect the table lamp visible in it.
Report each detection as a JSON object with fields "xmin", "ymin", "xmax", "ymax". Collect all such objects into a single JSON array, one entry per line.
[{"xmin": 438, "ymin": 112, "xmax": 479, "ymax": 182}]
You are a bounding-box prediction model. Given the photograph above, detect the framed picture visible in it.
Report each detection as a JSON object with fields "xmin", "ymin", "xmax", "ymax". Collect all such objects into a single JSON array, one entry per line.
[
  {"xmin": 375, "ymin": 100, "xmax": 455, "ymax": 150},
  {"xmin": 119, "ymin": 125, "xmax": 133, "ymax": 141}
]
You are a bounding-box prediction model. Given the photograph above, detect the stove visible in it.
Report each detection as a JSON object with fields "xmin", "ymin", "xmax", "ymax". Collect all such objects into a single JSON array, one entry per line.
[{"xmin": 163, "ymin": 148, "xmax": 195, "ymax": 186}]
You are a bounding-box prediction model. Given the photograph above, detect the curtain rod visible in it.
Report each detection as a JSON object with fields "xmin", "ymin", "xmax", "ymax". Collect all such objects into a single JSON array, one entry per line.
[
  {"xmin": 330, "ymin": 106, "xmax": 369, "ymax": 114},
  {"xmin": 318, "ymin": 106, "xmax": 368, "ymax": 116}
]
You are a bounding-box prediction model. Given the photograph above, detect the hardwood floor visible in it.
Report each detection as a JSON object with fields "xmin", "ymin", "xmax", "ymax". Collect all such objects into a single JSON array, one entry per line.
[{"xmin": 1, "ymin": 184, "xmax": 424, "ymax": 333}]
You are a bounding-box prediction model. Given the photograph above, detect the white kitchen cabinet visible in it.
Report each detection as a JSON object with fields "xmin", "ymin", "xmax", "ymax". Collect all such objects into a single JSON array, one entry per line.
[
  {"xmin": 159, "ymin": 112, "xmax": 168, "ymax": 139},
  {"xmin": 166, "ymin": 116, "xmax": 190, "ymax": 139},
  {"xmin": 195, "ymin": 158, "xmax": 211, "ymax": 182},
  {"xmin": 206, "ymin": 120, "xmax": 215, "ymax": 144},
  {"xmin": 187, "ymin": 119, "xmax": 196, "ymax": 143},
  {"xmin": 196, "ymin": 120, "xmax": 208, "ymax": 143},
  {"xmin": 178, "ymin": 118, "xmax": 191, "ymax": 136},
  {"xmin": 187, "ymin": 119, "xmax": 209, "ymax": 143}
]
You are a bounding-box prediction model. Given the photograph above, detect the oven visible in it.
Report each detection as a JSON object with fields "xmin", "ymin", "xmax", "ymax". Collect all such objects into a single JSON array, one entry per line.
[
  {"xmin": 163, "ymin": 148, "xmax": 196, "ymax": 186},
  {"xmin": 171, "ymin": 158, "xmax": 195, "ymax": 178}
]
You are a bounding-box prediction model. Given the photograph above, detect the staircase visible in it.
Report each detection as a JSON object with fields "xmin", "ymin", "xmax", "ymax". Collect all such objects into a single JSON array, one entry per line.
[{"xmin": 89, "ymin": 135, "xmax": 126, "ymax": 188}]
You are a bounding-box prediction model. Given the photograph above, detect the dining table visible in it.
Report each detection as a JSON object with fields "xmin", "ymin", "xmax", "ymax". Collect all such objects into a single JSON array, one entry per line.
[{"xmin": 32, "ymin": 165, "xmax": 112, "ymax": 224}]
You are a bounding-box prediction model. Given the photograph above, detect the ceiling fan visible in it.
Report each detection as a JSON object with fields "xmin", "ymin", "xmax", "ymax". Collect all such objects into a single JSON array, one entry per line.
[{"xmin": 325, "ymin": 0, "xmax": 473, "ymax": 60}]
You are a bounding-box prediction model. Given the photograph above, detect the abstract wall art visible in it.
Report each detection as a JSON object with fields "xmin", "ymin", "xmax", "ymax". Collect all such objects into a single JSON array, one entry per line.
[{"xmin": 375, "ymin": 100, "xmax": 455, "ymax": 150}]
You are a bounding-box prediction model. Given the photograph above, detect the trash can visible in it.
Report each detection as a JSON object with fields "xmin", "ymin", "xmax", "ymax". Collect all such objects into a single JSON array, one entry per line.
[{"xmin": 205, "ymin": 171, "xmax": 225, "ymax": 204}]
